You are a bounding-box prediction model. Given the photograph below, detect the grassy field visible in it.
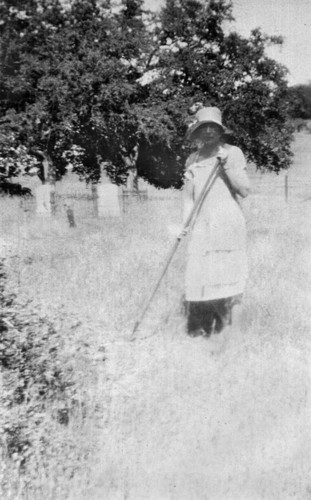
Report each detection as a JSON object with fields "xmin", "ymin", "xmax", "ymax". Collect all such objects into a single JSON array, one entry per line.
[{"xmin": 1, "ymin": 133, "xmax": 311, "ymax": 499}]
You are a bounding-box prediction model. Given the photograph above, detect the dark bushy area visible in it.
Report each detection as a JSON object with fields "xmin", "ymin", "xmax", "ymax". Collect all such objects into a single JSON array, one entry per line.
[
  {"xmin": 0, "ymin": 180, "xmax": 32, "ymax": 196},
  {"xmin": 288, "ymin": 83, "xmax": 311, "ymax": 120},
  {"xmin": 0, "ymin": 258, "xmax": 80, "ymax": 469}
]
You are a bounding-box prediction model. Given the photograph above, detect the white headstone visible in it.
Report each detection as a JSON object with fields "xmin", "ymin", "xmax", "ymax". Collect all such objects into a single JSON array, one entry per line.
[
  {"xmin": 35, "ymin": 184, "xmax": 52, "ymax": 216},
  {"xmin": 97, "ymin": 184, "xmax": 121, "ymax": 217}
]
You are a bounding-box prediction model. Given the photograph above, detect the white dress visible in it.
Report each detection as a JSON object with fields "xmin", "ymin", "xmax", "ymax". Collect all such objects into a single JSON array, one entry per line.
[{"xmin": 185, "ymin": 145, "xmax": 248, "ymax": 302}]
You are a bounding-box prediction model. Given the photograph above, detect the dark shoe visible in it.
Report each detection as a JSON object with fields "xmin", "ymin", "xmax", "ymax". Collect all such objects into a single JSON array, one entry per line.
[{"xmin": 214, "ymin": 314, "xmax": 228, "ymax": 333}]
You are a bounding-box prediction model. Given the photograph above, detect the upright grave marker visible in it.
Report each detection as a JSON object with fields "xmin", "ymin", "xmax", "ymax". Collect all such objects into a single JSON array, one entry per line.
[
  {"xmin": 96, "ymin": 170, "xmax": 121, "ymax": 217},
  {"xmin": 35, "ymin": 184, "xmax": 54, "ymax": 216}
]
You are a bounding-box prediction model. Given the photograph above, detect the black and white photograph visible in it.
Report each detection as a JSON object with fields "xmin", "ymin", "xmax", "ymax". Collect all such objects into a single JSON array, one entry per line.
[{"xmin": 0, "ymin": 0, "xmax": 311, "ymax": 498}]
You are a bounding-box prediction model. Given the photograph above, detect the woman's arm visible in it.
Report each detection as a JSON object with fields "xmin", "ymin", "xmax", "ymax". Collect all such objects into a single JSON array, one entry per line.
[
  {"xmin": 222, "ymin": 146, "xmax": 250, "ymax": 198},
  {"xmin": 183, "ymin": 177, "xmax": 194, "ymax": 224}
]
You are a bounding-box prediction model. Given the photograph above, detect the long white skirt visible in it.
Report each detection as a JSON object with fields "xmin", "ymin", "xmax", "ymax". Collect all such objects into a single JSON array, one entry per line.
[{"xmin": 185, "ymin": 249, "xmax": 248, "ymax": 301}]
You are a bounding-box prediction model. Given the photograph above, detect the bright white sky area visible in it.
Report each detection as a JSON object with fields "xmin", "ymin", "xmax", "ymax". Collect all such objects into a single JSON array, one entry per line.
[{"xmin": 145, "ymin": 0, "xmax": 311, "ymax": 86}]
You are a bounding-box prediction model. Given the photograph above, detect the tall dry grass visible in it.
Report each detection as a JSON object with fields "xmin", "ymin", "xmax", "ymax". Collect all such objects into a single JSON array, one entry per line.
[
  {"xmin": 0, "ymin": 190, "xmax": 185, "ymax": 498},
  {"xmin": 0, "ymin": 134, "xmax": 310, "ymax": 498}
]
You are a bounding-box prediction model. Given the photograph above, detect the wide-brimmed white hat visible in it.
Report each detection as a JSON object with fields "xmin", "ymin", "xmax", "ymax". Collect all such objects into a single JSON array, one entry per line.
[{"xmin": 186, "ymin": 106, "xmax": 228, "ymax": 140}]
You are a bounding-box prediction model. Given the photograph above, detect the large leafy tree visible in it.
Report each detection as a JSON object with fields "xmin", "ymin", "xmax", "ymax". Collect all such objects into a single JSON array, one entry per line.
[
  {"xmin": 0, "ymin": 0, "xmax": 147, "ymax": 184},
  {"xmin": 0, "ymin": 0, "xmax": 72, "ymax": 182},
  {"xmin": 0, "ymin": 0, "xmax": 294, "ymax": 191},
  {"xmin": 134, "ymin": 0, "xmax": 293, "ymax": 187}
]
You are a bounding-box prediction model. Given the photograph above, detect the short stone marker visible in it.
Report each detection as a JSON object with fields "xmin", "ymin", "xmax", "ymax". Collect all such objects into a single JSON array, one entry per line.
[{"xmin": 35, "ymin": 184, "xmax": 53, "ymax": 216}]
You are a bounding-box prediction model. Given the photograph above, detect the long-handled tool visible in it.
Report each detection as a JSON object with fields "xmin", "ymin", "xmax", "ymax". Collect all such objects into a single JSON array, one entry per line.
[{"xmin": 131, "ymin": 157, "xmax": 223, "ymax": 339}]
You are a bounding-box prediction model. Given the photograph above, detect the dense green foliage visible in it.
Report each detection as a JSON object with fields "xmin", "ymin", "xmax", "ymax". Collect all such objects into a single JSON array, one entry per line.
[
  {"xmin": 0, "ymin": 256, "xmax": 100, "ymax": 486},
  {"xmin": 0, "ymin": 258, "xmax": 76, "ymax": 467},
  {"xmin": 0, "ymin": 0, "xmax": 294, "ymax": 189},
  {"xmin": 288, "ymin": 83, "xmax": 311, "ymax": 120}
]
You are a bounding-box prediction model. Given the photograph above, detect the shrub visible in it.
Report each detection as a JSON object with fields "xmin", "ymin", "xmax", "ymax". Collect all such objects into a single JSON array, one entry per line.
[{"xmin": 0, "ymin": 257, "xmax": 81, "ymax": 471}]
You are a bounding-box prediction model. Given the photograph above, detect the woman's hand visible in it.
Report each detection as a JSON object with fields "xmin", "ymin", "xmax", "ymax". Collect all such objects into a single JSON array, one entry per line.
[{"xmin": 217, "ymin": 147, "xmax": 229, "ymax": 163}]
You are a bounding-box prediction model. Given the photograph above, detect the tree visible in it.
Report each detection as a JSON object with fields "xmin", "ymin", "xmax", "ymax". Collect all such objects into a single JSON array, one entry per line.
[
  {"xmin": 0, "ymin": 0, "xmax": 71, "ymax": 183},
  {"xmin": 134, "ymin": 0, "xmax": 293, "ymax": 186},
  {"xmin": 0, "ymin": 0, "xmax": 294, "ymax": 192},
  {"xmin": 0, "ymin": 0, "xmax": 153, "ymax": 185}
]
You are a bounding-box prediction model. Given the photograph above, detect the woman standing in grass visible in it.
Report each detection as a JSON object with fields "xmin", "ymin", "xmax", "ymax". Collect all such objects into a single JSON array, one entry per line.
[{"xmin": 184, "ymin": 106, "xmax": 250, "ymax": 337}]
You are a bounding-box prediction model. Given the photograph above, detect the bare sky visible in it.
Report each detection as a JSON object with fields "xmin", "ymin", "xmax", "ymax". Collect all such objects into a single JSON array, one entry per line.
[{"xmin": 145, "ymin": 0, "xmax": 311, "ymax": 86}]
